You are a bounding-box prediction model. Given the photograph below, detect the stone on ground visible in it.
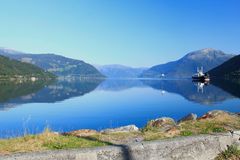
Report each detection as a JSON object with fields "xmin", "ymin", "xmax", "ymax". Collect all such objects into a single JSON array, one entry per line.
[{"xmin": 101, "ymin": 125, "xmax": 139, "ymax": 133}]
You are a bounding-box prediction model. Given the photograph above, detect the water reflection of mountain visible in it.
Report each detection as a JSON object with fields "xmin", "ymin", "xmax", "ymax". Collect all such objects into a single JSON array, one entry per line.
[
  {"xmin": 211, "ymin": 79, "xmax": 240, "ymax": 98},
  {"xmin": 0, "ymin": 80, "xmax": 52, "ymax": 102},
  {"xmin": 142, "ymin": 80, "xmax": 234, "ymax": 105},
  {"xmin": 97, "ymin": 79, "xmax": 145, "ymax": 91},
  {"xmin": 0, "ymin": 80, "xmax": 53, "ymax": 110},
  {"xmin": 0, "ymin": 78, "xmax": 103, "ymax": 110},
  {"xmin": 1, "ymin": 78, "xmax": 238, "ymax": 110}
]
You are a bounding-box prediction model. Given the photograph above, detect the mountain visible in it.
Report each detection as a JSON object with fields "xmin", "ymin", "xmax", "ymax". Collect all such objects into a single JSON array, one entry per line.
[
  {"xmin": 140, "ymin": 48, "xmax": 234, "ymax": 78},
  {"xmin": 0, "ymin": 48, "xmax": 104, "ymax": 77},
  {"xmin": 207, "ymin": 54, "xmax": 240, "ymax": 79},
  {"xmin": 0, "ymin": 55, "xmax": 54, "ymax": 79},
  {"xmin": 95, "ymin": 64, "xmax": 147, "ymax": 78}
]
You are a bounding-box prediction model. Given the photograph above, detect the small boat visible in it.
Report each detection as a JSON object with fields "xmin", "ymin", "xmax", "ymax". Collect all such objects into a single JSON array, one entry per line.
[{"xmin": 192, "ymin": 67, "xmax": 210, "ymax": 82}]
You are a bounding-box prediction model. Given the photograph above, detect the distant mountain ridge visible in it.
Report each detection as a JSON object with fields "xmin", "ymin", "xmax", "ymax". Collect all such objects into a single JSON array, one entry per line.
[
  {"xmin": 0, "ymin": 48, "xmax": 103, "ymax": 77},
  {"xmin": 140, "ymin": 48, "xmax": 235, "ymax": 78},
  {"xmin": 0, "ymin": 47, "xmax": 25, "ymax": 55},
  {"xmin": 207, "ymin": 54, "xmax": 240, "ymax": 78},
  {"xmin": 96, "ymin": 64, "xmax": 148, "ymax": 78}
]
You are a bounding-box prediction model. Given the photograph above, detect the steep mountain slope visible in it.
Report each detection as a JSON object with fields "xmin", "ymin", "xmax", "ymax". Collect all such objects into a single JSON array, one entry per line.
[
  {"xmin": 141, "ymin": 48, "xmax": 234, "ymax": 78},
  {"xmin": 96, "ymin": 64, "xmax": 147, "ymax": 78},
  {"xmin": 207, "ymin": 54, "xmax": 240, "ymax": 78},
  {"xmin": 0, "ymin": 48, "xmax": 104, "ymax": 77},
  {"xmin": 0, "ymin": 55, "xmax": 54, "ymax": 78}
]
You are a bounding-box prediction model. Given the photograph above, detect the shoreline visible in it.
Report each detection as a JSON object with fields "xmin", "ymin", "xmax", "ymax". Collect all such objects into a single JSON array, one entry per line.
[
  {"xmin": 0, "ymin": 109, "xmax": 237, "ymax": 140},
  {"xmin": 1, "ymin": 109, "xmax": 240, "ymax": 156}
]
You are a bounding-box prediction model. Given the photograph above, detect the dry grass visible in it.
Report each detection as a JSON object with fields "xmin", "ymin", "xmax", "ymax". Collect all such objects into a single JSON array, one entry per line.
[
  {"xmin": 142, "ymin": 131, "xmax": 166, "ymax": 141},
  {"xmin": 141, "ymin": 112, "xmax": 240, "ymax": 141},
  {"xmin": 0, "ymin": 128, "xmax": 107, "ymax": 155},
  {"xmin": 179, "ymin": 113, "xmax": 240, "ymax": 135}
]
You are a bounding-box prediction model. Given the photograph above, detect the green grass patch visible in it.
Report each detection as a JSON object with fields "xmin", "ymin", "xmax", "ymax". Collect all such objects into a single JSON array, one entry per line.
[
  {"xmin": 212, "ymin": 127, "xmax": 226, "ymax": 133},
  {"xmin": 180, "ymin": 130, "xmax": 193, "ymax": 136},
  {"xmin": 180, "ymin": 120, "xmax": 228, "ymax": 135},
  {"xmin": 215, "ymin": 145, "xmax": 240, "ymax": 160},
  {"xmin": 43, "ymin": 135, "xmax": 106, "ymax": 150},
  {"xmin": 0, "ymin": 129, "xmax": 107, "ymax": 155}
]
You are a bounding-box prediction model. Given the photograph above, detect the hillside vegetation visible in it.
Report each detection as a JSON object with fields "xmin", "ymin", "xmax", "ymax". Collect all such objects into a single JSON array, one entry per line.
[
  {"xmin": 0, "ymin": 48, "xmax": 104, "ymax": 77},
  {"xmin": 208, "ymin": 54, "xmax": 240, "ymax": 79},
  {"xmin": 0, "ymin": 55, "xmax": 54, "ymax": 79}
]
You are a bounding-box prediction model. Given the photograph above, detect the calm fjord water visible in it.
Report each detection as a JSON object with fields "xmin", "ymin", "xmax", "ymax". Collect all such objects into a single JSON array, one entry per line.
[{"xmin": 0, "ymin": 78, "xmax": 239, "ymax": 138}]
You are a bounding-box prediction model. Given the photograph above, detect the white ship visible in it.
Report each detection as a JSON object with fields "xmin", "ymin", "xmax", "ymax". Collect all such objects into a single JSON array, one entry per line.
[{"xmin": 192, "ymin": 67, "xmax": 210, "ymax": 82}]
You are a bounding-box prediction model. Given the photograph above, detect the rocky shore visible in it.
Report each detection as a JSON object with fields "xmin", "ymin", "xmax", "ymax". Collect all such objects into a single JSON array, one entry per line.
[
  {"xmin": 1, "ymin": 110, "xmax": 240, "ymax": 157},
  {"xmin": 63, "ymin": 110, "xmax": 240, "ymax": 144}
]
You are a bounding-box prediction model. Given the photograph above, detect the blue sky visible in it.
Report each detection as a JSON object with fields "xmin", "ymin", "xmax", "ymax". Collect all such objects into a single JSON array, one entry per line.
[{"xmin": 0, "ymin": 0, "xmax": 240, "ymax": 67}]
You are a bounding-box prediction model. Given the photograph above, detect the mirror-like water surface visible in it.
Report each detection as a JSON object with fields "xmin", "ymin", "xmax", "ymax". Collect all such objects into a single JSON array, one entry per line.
[{"xmin": 0, "ymin": 78, "xmax": 240, "ymax": 138}]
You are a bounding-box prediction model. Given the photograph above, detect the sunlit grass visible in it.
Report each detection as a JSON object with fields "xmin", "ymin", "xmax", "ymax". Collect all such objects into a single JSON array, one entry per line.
[{"xmin": 0, "ymin": 128, "xmax": 107, "ymax": 155}]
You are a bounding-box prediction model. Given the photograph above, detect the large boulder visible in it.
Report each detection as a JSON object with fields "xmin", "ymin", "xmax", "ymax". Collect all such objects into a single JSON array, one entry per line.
[
  {"xmin": 178, "ymin": 113, "xmax": 197, "ymax": 123},
  {"xmin": 198, "ymin": 110, "xmax": 231, "ymax": 120},
  {"xmin": 145, "ymin": 117, "xmax": 176, "ymax": 132},
  {"xmin": 63, "ymin": 129, "xmax": 98, "ymax": 137},
  {"xmin": 101, "ymin": 125, "xmax": 139, "ymax": 133},
  {"xmin": 165, "ymin": 126, "xmax": 181, "ymax": 136}
]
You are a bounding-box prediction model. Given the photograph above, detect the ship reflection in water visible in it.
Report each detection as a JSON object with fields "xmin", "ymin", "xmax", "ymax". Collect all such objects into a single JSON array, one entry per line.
[
  {"xmin": 0, "ymin": 78, "xmax": 239, "ymax": 138},
  {"xmin": 193, "ymin": 81, "xmax": 209, "ymax": 93},
  {"xmin": 141, "ymin": 79, "xmax": 235, "ymax": 105}
]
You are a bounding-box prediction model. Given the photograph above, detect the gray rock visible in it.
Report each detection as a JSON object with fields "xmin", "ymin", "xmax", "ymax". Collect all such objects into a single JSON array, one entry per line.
[
  {"xmin": 178, "ymin": 113, "xmax": 197, "ymax": 123},
  {"xmin": 146, "ymin": 117, "xmax": 176, "ymax": 132},
  {"xmin": 199, "ymin": 110, "xmax": 230, "ymax": 119},
  {"xmin": 101, "ymin": 125, "xmax": 139, "ymax": 133},
  {"xmin": 63, "ymin": 129, "xmax": 98, "ymax": 137}
]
